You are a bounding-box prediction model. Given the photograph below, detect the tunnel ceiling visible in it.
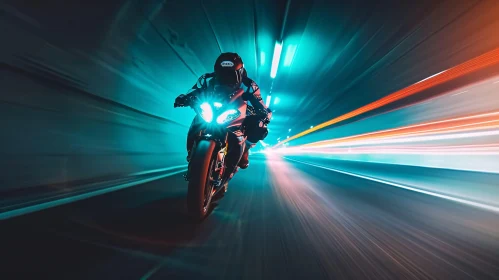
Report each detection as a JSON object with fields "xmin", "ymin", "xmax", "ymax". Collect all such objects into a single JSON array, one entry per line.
[{"xmin": 2, "ymin": 0, "xmax": 499, "ymax": 146}]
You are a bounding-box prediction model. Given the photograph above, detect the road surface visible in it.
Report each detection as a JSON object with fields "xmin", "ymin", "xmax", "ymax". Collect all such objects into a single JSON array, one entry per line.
[{"xmin": 2, "ymin": 155, "xmax": 499, "ymax": 279}]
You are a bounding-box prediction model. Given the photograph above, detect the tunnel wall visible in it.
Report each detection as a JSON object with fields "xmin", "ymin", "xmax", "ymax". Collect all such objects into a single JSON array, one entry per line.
[{"xmin": 0, "ymin": 1, "xmax": 215, "ymax": 191}]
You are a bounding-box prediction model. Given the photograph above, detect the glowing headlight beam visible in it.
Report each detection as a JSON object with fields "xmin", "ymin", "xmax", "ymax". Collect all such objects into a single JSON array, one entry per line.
[
  {"xmin": 200, "ymin": 102, "xmax": 213, "ymax": 123},
  {"xmin": 214, "ymin": 102, "xmax": 223, "ymax": 108},
  {"xmin": 270, "ymin": 41, "xmax": 283, "ymax": 79}
]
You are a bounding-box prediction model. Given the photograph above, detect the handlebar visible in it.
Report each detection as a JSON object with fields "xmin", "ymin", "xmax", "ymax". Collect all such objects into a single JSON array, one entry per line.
[{"xmin": 174, "ymin": 95, "xmax": 198, "ymax": 108}]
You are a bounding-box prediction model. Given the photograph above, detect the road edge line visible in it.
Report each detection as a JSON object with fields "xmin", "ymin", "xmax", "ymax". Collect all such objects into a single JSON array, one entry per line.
[
  {"xmin": 284, "ymin": 157, "xmax": 499, "ymax": 214},
  {"xmin": 0, "ymin": 169, "xmax": 186, "ymax": 220}
]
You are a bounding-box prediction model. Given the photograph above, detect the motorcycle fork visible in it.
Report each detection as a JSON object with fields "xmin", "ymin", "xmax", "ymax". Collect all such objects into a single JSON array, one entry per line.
[
  {"xmin": 186, "ymin": 129, "xmax": 228, "ymax": 184},
  {"xmin": 184, "ymin": 130, "xmax": 203, "ymax": 181},
  {"xmin": 213, "ymin": 136, "xmax": 228, "ymax": 187}
]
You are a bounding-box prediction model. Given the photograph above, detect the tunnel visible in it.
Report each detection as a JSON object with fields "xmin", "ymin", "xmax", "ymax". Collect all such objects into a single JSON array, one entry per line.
[{"xmin": 1, "ymin": 0, "xmax": 499, "ymax": 279}]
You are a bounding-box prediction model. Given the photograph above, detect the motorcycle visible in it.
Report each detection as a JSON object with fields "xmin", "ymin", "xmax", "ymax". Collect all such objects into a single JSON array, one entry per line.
[{"xmin": 174, "ymin": 88, "xmax": 248, "ymax": 221}]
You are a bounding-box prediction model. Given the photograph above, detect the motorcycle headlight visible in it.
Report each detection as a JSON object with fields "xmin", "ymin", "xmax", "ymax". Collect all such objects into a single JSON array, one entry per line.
[
  {"xmin": 216, "ymin": 109, "xmax": 240, "ymax": 124},
  {"xmin": 199, "ymin": 102, "xmax": 213, "ymax": 123},
  {"xmin": 213, "ymin": 102, "xmax": 223, "ymax": 108}
]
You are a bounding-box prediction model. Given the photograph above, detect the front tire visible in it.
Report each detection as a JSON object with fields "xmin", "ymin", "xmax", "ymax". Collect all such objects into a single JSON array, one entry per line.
[{"xmin": 187, "ymin": 140, "xmax": 216, "ymax": 221}]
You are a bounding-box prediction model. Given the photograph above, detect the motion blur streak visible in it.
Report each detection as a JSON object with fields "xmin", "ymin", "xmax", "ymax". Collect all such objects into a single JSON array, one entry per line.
[
  {"xmin": 275, "ymin": 75, "xmax": 499, "ymax": 175},
  {"xmin": 279, "ymin": 112, "xmax": 499, "ymax": 150},
  {"xmin": 276, "ymin": 47, "xmax": 499, "ymax": 147},
  {"xmin": 300, "ymin": 111, "xmax": 499, "ymax": 148},
  {"xmin": 286, "ymin": 144, "xmax": 499, "ymax": 155},
  {"xmin": 267, "ymin": 154, "xmax": 499, "ymax": 279},
  {"xmin": 284, "ymin": 157, "xmax": 499, "ymax": 213},
  {"xmin": 3, "ymin": 1, "xmax": 499, "ymax": 279}
]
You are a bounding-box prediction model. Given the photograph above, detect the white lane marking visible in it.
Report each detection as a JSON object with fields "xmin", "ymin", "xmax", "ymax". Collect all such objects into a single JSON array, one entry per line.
[
  {"xmin": 0, "ymin": 169, "xmax": 186, "ymax": 220},
  {"xmin": 284, "ymin": 157, "xmax": 499, "ymax": 214}
]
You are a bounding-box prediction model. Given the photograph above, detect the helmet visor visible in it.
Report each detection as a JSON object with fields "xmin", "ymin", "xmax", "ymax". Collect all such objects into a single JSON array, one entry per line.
[{"xmin": 217, "ymin": 69, "xmax": 241, "ymax": 86}]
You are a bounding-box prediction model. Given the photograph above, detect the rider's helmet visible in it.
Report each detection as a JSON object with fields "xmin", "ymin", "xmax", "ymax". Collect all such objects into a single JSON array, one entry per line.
[{"xmin": 214, "ymin": 52, "xmax": 246, "ymax": 89}]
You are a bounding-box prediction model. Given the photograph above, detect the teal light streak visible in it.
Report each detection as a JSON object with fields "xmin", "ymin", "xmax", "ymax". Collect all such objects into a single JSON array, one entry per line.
[
  {"xmin": 273, "ymin": 97, "xmax": 280, "ymax": 105},
  {"xmin": 283, "ymin": 45, "xmax": 297, "ymax": 66},
  {"xmin": 265, "ymin": 95, "xmax": 272, "ymax": 107},
  {"xmin": 270, "ymin": 41, "xmax": 283, "ymax": 78}
]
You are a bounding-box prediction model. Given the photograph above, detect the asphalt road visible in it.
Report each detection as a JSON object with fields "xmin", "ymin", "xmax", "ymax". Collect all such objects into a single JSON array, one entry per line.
[{"xmin": 2, "ymin": 155, "xmax": 499, "ymax": 280}]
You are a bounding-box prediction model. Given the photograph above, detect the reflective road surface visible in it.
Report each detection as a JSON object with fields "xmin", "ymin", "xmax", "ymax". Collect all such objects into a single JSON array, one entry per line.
[{"xmin": 2, "ymin": 155, "xmax": 499, "ymax": 280}]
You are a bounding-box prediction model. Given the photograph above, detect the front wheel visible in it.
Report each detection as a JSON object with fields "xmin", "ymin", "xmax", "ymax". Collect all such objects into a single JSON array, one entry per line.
[{"xmin": 187, "ymin": 140, "xmax": 216, "ymax": 221}]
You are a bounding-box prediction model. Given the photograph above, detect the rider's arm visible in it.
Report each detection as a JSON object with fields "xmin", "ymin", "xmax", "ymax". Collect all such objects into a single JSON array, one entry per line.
[
  {"xmin": 242, "ymin": 78, "xmax": 272, "ymax": 123},
  {"xmin": 186, "ymin": 73, "xmax": 214, "ymax": 97},
  {"xmin": 175, "ymin": 73, "xmax": 214, "ymax": 107}
]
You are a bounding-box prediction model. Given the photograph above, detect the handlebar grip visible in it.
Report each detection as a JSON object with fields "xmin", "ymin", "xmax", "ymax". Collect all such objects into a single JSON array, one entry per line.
[{"xmin": 174, "ymin": 95, "xmax": 197, "ymax": 108}]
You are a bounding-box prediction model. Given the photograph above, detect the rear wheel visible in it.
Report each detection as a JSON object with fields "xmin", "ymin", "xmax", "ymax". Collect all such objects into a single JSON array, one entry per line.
[{"xmin": 187, "ymin": 140, "xmax": 216, "ymax": 221}]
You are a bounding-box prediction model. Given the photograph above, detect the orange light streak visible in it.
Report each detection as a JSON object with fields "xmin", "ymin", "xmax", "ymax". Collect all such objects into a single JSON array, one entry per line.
[
  {"xmin": 302, "ymin": 111, "xmax": 499, "ymax": 148},
  {"xmin": 275, "ymin": 47, "xmax": 499, "ymax": 147}
]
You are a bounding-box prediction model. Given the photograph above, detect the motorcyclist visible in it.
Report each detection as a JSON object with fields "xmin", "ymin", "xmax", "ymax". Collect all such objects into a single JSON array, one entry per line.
[{"xmin": 175, "ymin": 52, "xmax": 272, "ymax": 173}]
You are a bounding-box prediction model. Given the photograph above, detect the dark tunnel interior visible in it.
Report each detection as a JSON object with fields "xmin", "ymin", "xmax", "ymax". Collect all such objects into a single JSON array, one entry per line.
[{"xmin": 2, "ymin": 0, "xmax": 499, "ymax": 279}]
